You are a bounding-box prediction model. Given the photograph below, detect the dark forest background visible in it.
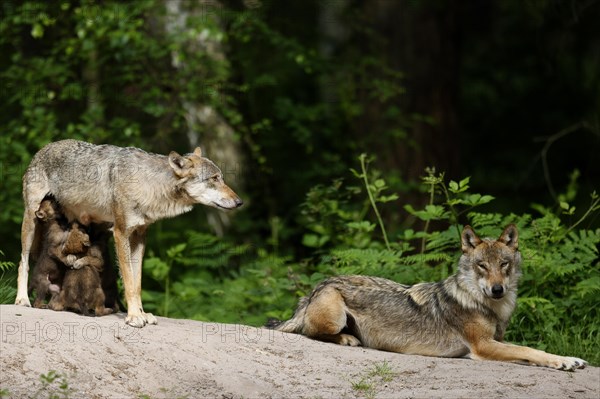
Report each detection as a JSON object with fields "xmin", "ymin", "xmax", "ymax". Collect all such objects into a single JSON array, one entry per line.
[{"xmin": 0, "ymin": 0, "xmax": 599, "ymax": 363}]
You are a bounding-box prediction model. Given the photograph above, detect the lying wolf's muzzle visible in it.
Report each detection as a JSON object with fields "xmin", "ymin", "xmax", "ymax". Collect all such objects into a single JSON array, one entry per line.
[{"xmin": 490, "ymin": 284, "xmax": 505, "ymax": 299}]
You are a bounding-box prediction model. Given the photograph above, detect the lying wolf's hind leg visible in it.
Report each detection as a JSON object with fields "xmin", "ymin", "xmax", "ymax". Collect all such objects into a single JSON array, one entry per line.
[{"xmin": 303, "ymin": 286, "xmax": 361, "ymax": 346}]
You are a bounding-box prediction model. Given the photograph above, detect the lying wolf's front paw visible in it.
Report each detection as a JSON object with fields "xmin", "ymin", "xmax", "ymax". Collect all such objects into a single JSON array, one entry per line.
[
  {"xmin": 338, "ymin": 333, "xmax": 361, "ymax": 346},
  {"xmin": 15, "ymin": 296, "xmax": 31, "ymax": 307},
  {"xmin": 549, "ymin": 356, "xmax": 588, "ymax": 371},
  {"xmin": 560, "ymin": 357, "xmax": 587, "ymax": 371}
]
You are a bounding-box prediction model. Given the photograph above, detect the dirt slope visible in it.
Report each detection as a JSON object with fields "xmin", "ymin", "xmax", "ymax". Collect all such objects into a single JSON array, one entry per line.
[{"xmin": 1, "ymin": 305, "xmax": 598, "ymax": 398}]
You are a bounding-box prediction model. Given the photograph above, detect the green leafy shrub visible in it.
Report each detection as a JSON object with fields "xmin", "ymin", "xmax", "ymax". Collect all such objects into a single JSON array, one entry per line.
[
  {"xmin": 0, "ymin": 251, "xmax": 16, "ymax": 305},
  {"xmin": 141, "ymin": 231, "xmax": 300, "ymax": 325}
]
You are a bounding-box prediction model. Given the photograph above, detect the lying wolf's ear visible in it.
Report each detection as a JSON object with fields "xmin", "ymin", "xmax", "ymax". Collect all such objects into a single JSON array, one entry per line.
[
  {"xmin": 461, "ymin": 225, "xmax": 481, "ymax": 253},
  {"xmin": 168, "ymin": 151, "xmax": 194, "ymax": 177},
  {"xmin": 498, "ymin": 224, "xmax": 518, "ymax": 250},
  {"xmin": 193, "ymin": 147, "xmax": 202, "ymax": 158}
]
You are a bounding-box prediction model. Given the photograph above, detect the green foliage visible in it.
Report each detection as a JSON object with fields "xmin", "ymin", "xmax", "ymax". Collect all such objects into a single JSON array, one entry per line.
[
  {"xmin": 351, "ymin": 377, "xmax": 376, "ymax": 399},
  {"xmin": 299, "ymin": 179, "xmax": 368, "ymax": 250},
  {"xmin": 141, "ymin": 231, "xmax": 299, "ymax": 325},
  {"xmin": 0, "ymin": 251, "xmax": 16, "ymax": 305},
  {"xmin": 353, "ymin": 153, "xmax": 398, "ymax": 250},
  {"xmin": 368, "ymin": 361, "xmax": 394, "ymax": 383},
  {"xmin": 299, "ymin": 154, "xmax": 400, "ymax": 252},
  {"xmin": 33, "ymin": 371, "xmax": 72, "ymax": 399},
  {"xmin": 351, "ymin": 361, "xmax": 396, "ymax": 399},
  {"xmin": 507, "ymin": 215, "xmax": 600, "ymax": 347}
]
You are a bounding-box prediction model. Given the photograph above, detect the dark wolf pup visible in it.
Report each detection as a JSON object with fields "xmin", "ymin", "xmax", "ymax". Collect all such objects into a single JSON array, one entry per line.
[
  {"xmin": 48, "ymin": 221, "xmax": 112, "ymax": 317},
  {"xmin": 29, "ymin": 198, "xmax": 89, "ymax": 308},
  {"xmin": 272, "ymin": 225, "xmax": 587, "ymax": 371},
  {"xmin": 16, "ymin": 140, "xmax": 243, "ymax": 327}
]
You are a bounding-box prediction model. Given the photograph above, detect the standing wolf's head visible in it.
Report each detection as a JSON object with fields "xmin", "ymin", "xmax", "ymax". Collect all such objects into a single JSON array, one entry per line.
[
  {"xmin": 459, "ymin": 224, "xmax": 522, "ymax": 301},
  {"xmin": 168, "ymin": 147, "xmax": 243, "ymax": 210}
]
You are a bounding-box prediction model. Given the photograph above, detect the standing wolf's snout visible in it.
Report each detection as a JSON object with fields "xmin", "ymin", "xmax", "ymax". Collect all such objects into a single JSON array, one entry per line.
[{"xmin": 214, "ymin": 189, "xmax": 243, "ymax": 210}]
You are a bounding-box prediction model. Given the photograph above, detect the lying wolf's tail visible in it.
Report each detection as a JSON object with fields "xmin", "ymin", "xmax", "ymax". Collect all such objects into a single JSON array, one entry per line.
[{"xmin": 265, "ymin": 296, "xmax": 309, "ymax": 333}]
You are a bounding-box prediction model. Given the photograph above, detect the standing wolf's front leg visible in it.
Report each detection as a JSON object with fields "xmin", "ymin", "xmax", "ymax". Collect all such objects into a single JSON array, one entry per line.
[
  {"xmin": 130, "ymin": 227, "xmax": 156, "ymax": 325},
  {"xmin": 113, "ymin": 227, "xmax": 149, "ymax": 327},
  {"xmin": 113, "ymin": 226, "xmax": 157, "ymax": 327}
]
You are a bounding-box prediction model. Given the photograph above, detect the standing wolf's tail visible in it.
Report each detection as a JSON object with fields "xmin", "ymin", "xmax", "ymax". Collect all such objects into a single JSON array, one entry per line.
[{"xmin": 264, "ymin": 296, "xmax": 309, "ymax": 333}]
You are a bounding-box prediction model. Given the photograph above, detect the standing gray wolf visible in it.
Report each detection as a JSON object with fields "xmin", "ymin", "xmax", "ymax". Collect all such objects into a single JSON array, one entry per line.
[
  {"xmin": 15, "ymin": 139, "xmax": 243, "ymax": 327},
  {"xmin": 271, "ymin": 225, "xmax": 587, "ymax": 371}
]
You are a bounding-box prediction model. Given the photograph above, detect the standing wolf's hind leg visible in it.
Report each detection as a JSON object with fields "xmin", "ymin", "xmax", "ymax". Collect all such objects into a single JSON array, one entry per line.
[{"xmin": 16, "ymin": 180, "xmax": 49, "ymax": 307}]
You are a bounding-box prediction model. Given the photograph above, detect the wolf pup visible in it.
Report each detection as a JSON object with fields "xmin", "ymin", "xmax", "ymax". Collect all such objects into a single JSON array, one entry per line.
[
  {"xmin": 29, "ymin": 199, "xmax": 89, "ymax": 308},
  {"xmin": 272, "ymin": 225, "xmax": 587, "ymax": 371},
  {"xmin": 88, "ymin": 222, "xmax": 121, "ymax": 313},
  {"xmin": 16, "ymin": 140, "xmax": 243, "ymax": 327},
  {"xmin": 48, "ymin": 223, "xmax": 112, "ymax": 316}
]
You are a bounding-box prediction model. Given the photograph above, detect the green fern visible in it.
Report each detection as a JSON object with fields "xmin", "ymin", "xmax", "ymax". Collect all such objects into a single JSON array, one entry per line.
[{"xmin": 0, "ymin": 251, "xmax": 16, "ymax": 304}]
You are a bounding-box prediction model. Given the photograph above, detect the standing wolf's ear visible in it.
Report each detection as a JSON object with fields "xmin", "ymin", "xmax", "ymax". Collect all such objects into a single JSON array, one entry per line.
[
  {"xmin": 461, "ymin": 225, "xmax": 482, "ymax": 253},
  {"xmin": 498, "ymin": 224, "xmax": 519, "ymax": 250},
  {"xmin": 193, "ymin": 147, "xmax": 202, "ymax": 158},
  {"xmin": 168, "ymin": 151, "xmax": 193, "ymax": 177}
]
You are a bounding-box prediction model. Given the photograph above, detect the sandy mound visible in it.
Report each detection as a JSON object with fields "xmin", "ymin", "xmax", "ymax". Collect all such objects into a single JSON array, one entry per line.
[{"xmin": 1, "ymin": 305, "xmax": 598, "ymax": 398}]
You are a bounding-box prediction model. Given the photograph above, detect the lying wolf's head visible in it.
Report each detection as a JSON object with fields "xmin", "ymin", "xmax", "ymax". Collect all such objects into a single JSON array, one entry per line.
[
  {"xmin": 459, "ymin": 224, "xmax": 522, "ymax": 300},
  {"xmin": 168, "ymin": 147, "xmax": 243, "ymax": 210}
]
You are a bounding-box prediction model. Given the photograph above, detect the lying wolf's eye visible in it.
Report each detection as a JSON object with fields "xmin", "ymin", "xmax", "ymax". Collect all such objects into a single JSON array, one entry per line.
[
  {"xmin": 500, "ymin": 262, "xmax": 509, "ymax": 268},
  {"xmin": 477, "ymin": 262, "xmax": 488, "ymax": 271}
]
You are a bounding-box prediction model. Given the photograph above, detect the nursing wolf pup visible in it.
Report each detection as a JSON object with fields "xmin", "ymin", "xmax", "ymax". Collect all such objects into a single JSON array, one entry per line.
[
  {"xmin": 272, "ymin": 225, "xmax": 587, "ymax": 371},
  {"xmin": 16, "ymin": 140, "xmax": 243, "ymax": 327},
  {"xmin": 87, "ymin": 223, "xmax": 121, "ymax": 313},
  {"xmin": 48, "ymin": 223, "xmax": 112, "ymax": 316},
  {"xmin": 29, "ymin": 198, "xmax": 90, "ymax": 308}
]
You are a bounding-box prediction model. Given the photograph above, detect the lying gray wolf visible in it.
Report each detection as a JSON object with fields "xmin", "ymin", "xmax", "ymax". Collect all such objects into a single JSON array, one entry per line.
[
  {"xmin": 16, "ymin": 139, "xmax": 243, "ymax": 327},
  {"xmin": 271, "ymin": 225, "xmax": 587, "ymax": 371}
]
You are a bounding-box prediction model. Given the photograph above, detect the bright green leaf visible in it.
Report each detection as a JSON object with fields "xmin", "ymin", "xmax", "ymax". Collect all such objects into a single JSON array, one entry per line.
[{"xmin": 31, "ymin": 24, "xmax": 44, "ymax": 38}]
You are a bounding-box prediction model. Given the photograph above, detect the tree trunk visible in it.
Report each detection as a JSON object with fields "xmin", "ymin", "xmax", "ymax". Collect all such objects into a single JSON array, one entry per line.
[
  {"xmin": 367, "ymin": 0, "xmax": 461, "ymax": 181},
  {"xmin": 164, "ymin": 0, "xmax": 244, "ymax": 236}
]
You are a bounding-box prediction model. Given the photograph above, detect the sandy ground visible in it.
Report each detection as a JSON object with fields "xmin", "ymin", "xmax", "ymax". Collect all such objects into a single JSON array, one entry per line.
[{"xmin": 1, "ymin": 305, "xmax": 598, "ymax": 399}]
